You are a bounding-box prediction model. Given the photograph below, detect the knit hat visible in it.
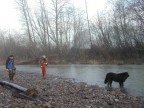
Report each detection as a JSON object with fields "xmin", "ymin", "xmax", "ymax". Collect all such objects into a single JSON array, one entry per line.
[
  {"xmin": 42, "ymin": 55, "xmax": 46, "ymax": 58},
  {"xmin": 9, "ymin": 55, "xmax": 14, "ymax": 57}
]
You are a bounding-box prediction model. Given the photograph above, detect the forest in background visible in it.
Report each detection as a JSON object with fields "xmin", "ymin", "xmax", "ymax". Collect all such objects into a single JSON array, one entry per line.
[{"xmin": 0, "ymin": 0, "xmax": 144, "ymax": 65}]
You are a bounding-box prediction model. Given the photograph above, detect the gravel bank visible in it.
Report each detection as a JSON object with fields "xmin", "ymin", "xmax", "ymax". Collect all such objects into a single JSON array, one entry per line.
[{"xmin": 0, "ymin": 70, "xmax": 143, "ymax": 108}]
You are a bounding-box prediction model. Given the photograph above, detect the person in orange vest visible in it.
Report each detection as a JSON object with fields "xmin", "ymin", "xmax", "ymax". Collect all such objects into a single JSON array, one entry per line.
[{"xmin": 39, "ymin": 55, "xmax": 48, "ymax": 79}]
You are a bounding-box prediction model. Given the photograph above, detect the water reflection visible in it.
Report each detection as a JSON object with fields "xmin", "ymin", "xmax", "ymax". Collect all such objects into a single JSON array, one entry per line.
[{"xmin": 0, "ymin": 64, "xmax": 144, "ymax": 96}]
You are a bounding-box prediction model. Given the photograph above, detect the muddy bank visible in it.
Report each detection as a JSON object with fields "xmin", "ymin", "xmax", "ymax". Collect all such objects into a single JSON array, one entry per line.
[{"xmin": 0, "ymin": 70, "xmax": 143, "ymax": 108}]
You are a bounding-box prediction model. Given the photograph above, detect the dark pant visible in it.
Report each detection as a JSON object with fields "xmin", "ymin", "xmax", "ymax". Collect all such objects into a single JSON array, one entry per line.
[{"xmin": 8, "ymin": 68, "xmax": 16, "ymax": 80}]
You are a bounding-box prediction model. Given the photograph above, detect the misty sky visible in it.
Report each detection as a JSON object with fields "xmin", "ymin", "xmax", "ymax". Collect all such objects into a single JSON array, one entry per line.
[{"xmin": 0, "ymin": 0, "xmax": 107, "ymax": 31}]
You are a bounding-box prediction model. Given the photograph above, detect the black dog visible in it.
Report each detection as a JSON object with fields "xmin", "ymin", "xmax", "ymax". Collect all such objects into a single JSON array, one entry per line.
[{"xmin": 104, "ymin": 72, "xmax": 129, "ymax": 88}]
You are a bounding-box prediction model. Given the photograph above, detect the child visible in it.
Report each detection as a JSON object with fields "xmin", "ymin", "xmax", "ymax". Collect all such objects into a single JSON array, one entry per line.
[
  {"xmin": 39, "ymin": 55, "xmax": 48, "ymax": 79},
  {"xmin": 6, "ymin": 55, "xmax": 16, "ymax": 81}
]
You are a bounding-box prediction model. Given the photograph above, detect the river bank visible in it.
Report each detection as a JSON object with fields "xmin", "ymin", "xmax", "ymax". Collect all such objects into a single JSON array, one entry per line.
[
  {"xmin": 1, "ymin": 57, "xmax": 144, "ymax": 65},
  {"xmin": 0, "ymin": 70, "xmax": 143, "ymax": 108}
]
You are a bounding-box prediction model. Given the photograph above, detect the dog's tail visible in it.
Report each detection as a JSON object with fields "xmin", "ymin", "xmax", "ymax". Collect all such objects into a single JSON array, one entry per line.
[{"xmin": 104, "ymin": 75, "xmax": 108, "ymax": 84}]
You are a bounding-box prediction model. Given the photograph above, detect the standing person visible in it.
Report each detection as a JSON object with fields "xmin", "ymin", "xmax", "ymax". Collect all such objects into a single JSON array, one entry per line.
[
  {"xmin": 39, "ymin": 55, "xmax": 48, "ymax": 79},
  {"xmin": 6, "ymin": 55, "xmax": 16, "ymax": 81}
]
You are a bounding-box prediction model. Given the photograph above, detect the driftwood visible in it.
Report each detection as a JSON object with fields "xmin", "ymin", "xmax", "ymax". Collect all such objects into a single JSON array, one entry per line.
[
  {"xmin": 0, "ymin": 80, "xmax": 27, "ymax": 92},
  {"xmin": 0, "ymin": 80, "xmax": 47, "ymax": 104}
]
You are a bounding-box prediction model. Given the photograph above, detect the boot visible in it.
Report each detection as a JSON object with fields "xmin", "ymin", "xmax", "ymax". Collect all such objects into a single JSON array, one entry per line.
[
  {"xmin": 9, "ymin": 71, "xmax": 13, "ymax": 80},
  {"xmin": 43, "ymin": 75, "xmax": 46, "ymax": 79},
  {"xmin": 11, "ymin": 69, "xmax": 16, "ymax": 80}
]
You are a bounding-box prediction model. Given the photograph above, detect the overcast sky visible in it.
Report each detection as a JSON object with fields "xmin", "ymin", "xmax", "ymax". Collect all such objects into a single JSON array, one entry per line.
[{"xmin": 0, "ymin": 0, "xmax": 107, "ymax": 31}]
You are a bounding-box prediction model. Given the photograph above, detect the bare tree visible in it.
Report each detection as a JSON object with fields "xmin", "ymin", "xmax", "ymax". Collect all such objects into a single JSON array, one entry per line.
[
  {"xmin": 16, "ymin": 0, "xmax": 37, "ymax": 57},
  {"xmin": 85, "ymin": 0, "xmax": 92, "ymax": 48}
]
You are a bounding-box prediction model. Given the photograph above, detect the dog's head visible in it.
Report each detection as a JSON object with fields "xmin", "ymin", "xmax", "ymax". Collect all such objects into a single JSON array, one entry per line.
[{"xmin": 123, "ymin": 72, "xmax": 129, "ymax": 78}]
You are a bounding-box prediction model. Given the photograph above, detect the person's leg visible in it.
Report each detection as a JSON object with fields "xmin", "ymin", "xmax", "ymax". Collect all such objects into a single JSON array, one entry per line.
[
  {"xmin": 8, "ymin": 70, "xmax": 13, "ymax": 80},
  {"xmin": 11, "ymin": 68, "xmax": 16, "ymax": 80},
  {"xmin": 41, "ymin": 67, "xmax": 44, "ymax": 77},
  {"xmin": 42, "ymin": 66, "xmax": 46, "ymax": 79}
]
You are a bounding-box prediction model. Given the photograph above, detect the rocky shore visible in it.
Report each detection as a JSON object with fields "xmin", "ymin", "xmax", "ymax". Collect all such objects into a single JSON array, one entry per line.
[{"xmin": 0, "ymin": 70, "xmax": 143, "ymax": 108}]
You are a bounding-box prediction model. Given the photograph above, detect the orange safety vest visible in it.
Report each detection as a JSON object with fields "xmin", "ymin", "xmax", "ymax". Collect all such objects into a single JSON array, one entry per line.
[{"xmin": 40, "ymin": 58, "xmax": 48, "ymax": 67}]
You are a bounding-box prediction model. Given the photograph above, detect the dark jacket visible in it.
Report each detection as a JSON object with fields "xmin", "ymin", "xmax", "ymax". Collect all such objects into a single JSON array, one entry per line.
[{"xmin": 6, "ymin": 58, "xmax": 15, "ymax": 69}]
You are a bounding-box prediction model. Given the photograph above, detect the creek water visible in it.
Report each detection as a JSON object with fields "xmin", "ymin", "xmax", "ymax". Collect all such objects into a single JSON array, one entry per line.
[{"xmin": 0, "ymin": 64, "xmax": 144, "ymax": 96}]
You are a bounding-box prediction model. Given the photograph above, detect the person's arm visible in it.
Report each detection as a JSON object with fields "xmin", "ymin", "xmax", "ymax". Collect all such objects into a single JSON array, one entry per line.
[{"xmin": 46, "ymin": 58, "xmax": 48, "ymax": 65}]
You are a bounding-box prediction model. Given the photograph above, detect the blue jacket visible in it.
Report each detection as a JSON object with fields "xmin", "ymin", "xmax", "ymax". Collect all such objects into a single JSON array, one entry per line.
[{"xmin": 6, "ymin": 58, "xmax": 15, "ymax": 69}]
